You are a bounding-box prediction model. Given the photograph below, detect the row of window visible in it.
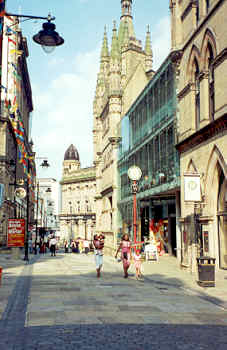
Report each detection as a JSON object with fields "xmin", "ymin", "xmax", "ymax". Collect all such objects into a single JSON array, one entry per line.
[
  {"xmin": 119, "ymin": 124, "xmax": 178, "ymax": 199},
  {"xmin": 130, "ymin": 65, "xmax": 174, "ymax": 146}
]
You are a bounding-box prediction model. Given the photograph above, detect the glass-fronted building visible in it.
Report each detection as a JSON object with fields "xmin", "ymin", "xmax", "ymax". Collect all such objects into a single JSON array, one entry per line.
[{"xmin": 118, "ymin": 53, "xmax": 181, "ymax": 257}]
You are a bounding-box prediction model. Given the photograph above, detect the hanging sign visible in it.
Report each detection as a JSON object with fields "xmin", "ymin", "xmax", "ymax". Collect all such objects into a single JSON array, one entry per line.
[
  {"xmin": 184, "ymin": 173, "xmax": 201, "ymax": 202},
  {"xmin": 7, "ymin": 219, "xmax": 25, "ymax": 247}
]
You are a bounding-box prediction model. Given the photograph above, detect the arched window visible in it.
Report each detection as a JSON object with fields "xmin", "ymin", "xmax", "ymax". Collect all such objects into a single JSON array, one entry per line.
[
  {"xmin": 194, "ymin": 59, "xmax": 200, "ymax": 129},
  {"xmin": 207, "ymin": 43, "xmax": 215, "ymax": 121}
]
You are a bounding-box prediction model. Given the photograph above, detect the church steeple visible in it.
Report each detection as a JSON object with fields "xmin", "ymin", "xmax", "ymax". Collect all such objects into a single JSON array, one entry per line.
[
  {"xmin": 111, "ymin": 21, "xmax": 120, "ymax": 60},
  {"xmin": 119, "ymin": 0, "xmax": 135, "ymax": 45},
  {"xmin": 145, "ymin": 25, "xmax": 153, "ymax": 72},
  {"xmin": 110, "ymin": 21, "xmax": 121, "ymax": 96},
  {"xmin": 101, "ymin": 25, "xmax": 109, "ymax": 59},
  {"xmin": 121, "ymin": 0, "xmax": 133, "ymax": 18}
]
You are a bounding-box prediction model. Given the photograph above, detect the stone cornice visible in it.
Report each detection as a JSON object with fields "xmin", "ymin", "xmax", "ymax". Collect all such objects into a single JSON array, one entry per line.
[
  {"xmin": 176, "ymin": 115, "xmax": 227, "ymax": 153},
  {"xmin": 101, "ymin": 186, "xmax": 113, "ymax": 197},
  {"xmin": 109, "ymin": 136, "xmax": 122, "ymax": 145},
  {"xmin": 178, "ymin": 82, "xmax": 192, "ymax": 100},
  {"xmin": 213, "ymin": 48, "xmax": 227, "ymax": 69},
  {"xmin": 181, "ymin": 0, "xmax": 197, "ymax": 22}
]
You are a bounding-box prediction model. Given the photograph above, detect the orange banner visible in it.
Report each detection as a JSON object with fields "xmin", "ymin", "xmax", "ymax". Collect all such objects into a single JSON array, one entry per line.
[{"xmin": 7, "ymin": 219, "xmax": 25, "ymax": 247}]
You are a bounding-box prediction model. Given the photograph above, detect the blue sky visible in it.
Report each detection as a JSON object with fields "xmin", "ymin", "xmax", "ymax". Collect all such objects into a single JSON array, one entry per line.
[{"xmin": 6, "ymin": 0, "xmax": 170, "ymax": 181}]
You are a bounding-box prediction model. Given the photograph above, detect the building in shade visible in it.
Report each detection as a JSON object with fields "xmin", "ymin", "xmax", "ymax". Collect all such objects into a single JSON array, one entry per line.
[
  {"xmin": 59, "ymin": 144, "xmax": 96, "ymax": 243},
  {"xmin": 170, "ymin": 0, "xmax": 227, "ymax": 270},
  {"xmin": 0, "ymin": 15, "xmax": 35, "ymax": 245}
]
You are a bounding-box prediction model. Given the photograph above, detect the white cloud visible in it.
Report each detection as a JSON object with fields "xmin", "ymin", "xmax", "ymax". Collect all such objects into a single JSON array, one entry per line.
[
  {"xmin": 152, "ymin": 16, "xmax": 171, "ymax": 70},
  {"xmin": 32, "ymin": 47, "xmax": 100, "ymax": 181}
]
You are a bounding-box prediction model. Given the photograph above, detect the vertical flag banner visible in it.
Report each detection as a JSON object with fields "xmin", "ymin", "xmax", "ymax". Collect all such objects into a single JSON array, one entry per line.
[{"xmin": 0, "ymin": 1, "xmax": 5, "ymax": 76}]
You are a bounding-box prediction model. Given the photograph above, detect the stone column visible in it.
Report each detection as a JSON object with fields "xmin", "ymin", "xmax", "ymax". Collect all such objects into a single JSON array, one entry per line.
[
  {"xmin": 87, "ymin": 219, "xmax": 92, "ymax": 241},
  {"xmin": 78, "ymin": 219, "xmax": 84, "ymax": 238}
]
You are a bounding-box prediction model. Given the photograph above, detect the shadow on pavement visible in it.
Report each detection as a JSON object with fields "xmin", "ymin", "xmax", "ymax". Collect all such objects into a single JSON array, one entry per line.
[
  {"xmin": 0, "ymin": 253, "xmax": 227, "ymax": 350},
  {"xmin": 0, "ymin": 323, "xmax": 226, "ymax": 349},
  {"xmin": 0, "ymin": 251, "xmax": 65, "ymax": 271}
]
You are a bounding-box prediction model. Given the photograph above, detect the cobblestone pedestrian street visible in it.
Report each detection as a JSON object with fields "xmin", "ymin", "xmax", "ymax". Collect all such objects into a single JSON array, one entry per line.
[{"xmin": 0, "ymin": 252, "xmax": 227, "ymax": 349}]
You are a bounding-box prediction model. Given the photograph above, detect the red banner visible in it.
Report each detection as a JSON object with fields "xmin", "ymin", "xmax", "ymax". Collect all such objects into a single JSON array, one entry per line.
[{"xmin": 7, "ymin": 219, "xmax": 25, "ymax": 247}]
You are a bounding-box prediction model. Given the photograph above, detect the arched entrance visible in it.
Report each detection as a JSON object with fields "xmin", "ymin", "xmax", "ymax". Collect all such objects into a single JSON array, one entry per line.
[{"xmin": 217, "ymin": 169, "xmax": 227, "ymax": 269}]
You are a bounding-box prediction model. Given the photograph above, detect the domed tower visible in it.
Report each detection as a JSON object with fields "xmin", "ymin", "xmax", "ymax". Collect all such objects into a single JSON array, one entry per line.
[{"xmin": 63, "ymin": 144, "xmax": 80, "ymax": 176}]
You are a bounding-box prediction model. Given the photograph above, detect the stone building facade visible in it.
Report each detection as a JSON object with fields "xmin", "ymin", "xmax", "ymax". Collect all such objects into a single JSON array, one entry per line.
[
  {"xmin": 93, "ymin": 0, "xmax": 155, "ymax": 253},
  {"xmin": 0, "ymin": 16, "xmax": 34, "ymax": 245},
  {"xmin": 170, "ymin": 0, "xmax": 227, "ymax": 269},
  {"xmin": 59, "ymin": 145, "xmax": 96, "ymax": 243}
]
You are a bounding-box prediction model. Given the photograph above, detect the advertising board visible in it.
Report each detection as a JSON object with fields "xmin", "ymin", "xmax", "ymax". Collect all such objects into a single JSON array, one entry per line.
[{"xmin": 7, "ymin": 219, "xmax": 25, "ymax": 247}]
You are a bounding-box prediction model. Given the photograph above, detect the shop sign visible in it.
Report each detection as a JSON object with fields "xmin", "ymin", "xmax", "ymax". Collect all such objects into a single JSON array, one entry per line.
[
  {"xmin": 184, "ymin": 173, "xmax": 201, "ymax": 202},
  {"xmin": 7, "ymin": 219, "xmax": 25, "ymax": 247}
]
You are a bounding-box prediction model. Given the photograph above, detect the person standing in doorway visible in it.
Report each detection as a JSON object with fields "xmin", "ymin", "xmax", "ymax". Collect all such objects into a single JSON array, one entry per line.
[
  {"xmin": 115, "ymin": 234, "xmax": 131, "ymax": 278},
  {"xmin": 93, "ymin": 234, "xmax": 105, "ymax": 278},
  {"xmin": 49, "ymin": 236, "xmax": 57, "ymax": 257}
]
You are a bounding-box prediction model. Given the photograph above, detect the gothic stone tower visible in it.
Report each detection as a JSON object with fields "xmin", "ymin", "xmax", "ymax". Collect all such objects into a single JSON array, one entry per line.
[{"xmin": 93, "ymin": 0, "xmax": 154, "ymax": 254}]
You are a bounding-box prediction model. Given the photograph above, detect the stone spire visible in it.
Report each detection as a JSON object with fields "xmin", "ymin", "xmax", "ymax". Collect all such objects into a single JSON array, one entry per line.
[
  {"xmin": 145, "ymin": 25, "xmax": 153, "ymax": 72},
  {"xmin": 119, "ymin": 0, "xmax": 135, "ymax": 45},
  {"xmin": 110, "ymin": 21, "xmax": 121, "ymax": 96},
  {"xmin": 111, "ymin": 21, "xmax": 120, "ymax": 60},
  {"xmin": 100, "ymin": 25, "xmax": 109, "ymax": 82},
  {"xmin": 122, "ymin": 20, "xmax": 130, "ymax": 50},
  {"xmin": 121, "ymin": 0, "xmax": 133, "ymax": 18},
  {"xmin": 101, "ymin": 25, "xmax": 109, "ymax": 59}
]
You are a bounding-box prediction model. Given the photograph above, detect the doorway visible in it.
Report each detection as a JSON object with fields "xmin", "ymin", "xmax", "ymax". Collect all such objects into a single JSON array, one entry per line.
[
  {"xmin": 169, "ymin": 217, "xmax": 177, "ymax": 256},
  {"xmin": 141, "ymin": 206, "xmax": 149, "ymax": 242},
  {"xmin": 218, "ymin": 170, "xmax": 227, "ymax": 269}
]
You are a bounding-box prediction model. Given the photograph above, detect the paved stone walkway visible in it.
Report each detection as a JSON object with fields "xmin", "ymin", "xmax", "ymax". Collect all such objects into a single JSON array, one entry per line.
[{"xmin": 0, "ymin": 252, "xmax": 227, "ymax": 349}]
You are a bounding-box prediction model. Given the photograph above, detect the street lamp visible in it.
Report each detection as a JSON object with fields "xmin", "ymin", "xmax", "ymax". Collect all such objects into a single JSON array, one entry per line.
[
  {"xmin": 5, "ymin": 12, "xmax": 64, "ymax": 53},
  {"xmin": 128, "ymin": 166, "xmax": 142, "ymax": 247}
]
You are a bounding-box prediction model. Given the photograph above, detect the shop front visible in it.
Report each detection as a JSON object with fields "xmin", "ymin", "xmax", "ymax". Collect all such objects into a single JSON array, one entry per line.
[{"xmin": 141, "ymin": 198, "xmax": 177, "ymax": 257}]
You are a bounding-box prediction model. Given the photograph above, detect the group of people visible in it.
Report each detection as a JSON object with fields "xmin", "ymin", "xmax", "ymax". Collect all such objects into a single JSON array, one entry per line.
[
  {"xmin": 64, "ymin": 239, "xmax": 90, "ymax": 254},
  {"xmin": 28, "ymin": 236, "xmax": 58, "ymax": 256},
  {"xmin": 94, "ymin": 233, "xmax": 142, "ymax": 280}
]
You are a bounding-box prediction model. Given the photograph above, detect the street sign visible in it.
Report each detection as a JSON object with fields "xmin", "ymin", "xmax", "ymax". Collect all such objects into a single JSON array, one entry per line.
[{"xmin": 7, "ymin": 218, "xmax": 25, "ymax": 247}]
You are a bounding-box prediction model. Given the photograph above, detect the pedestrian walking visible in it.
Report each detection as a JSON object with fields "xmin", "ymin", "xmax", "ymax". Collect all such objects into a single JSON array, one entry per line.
[
  {"xmin": 84, "ymin": 239, "xmax": 90, "ymax": 254},
  {"xmin": 93, "ymin": 234, "xmax": 105, "ymax": 278},
  {"xmin": 75, "ymin": 239, "xmax": 80, "ymax": 253},
  {"xmin": 134, "ymin": 249, "xmax": 142, "ymax": 280},
  {"xmin": 64, "ymin": 240, "xmax": 69, "ymax": 253},
  {"xmin": 28, "ymin": 238, "xmax": 33, "ymax": 254},
  {"xmin": 79, "ymin": 239, "xmax": 83, "ymax": 253},
  {"xmin": 49, "ymin": 236, "xmax": 57, "ymax": 257},
  {"xmin": 115, "ymin": 234, "xmax": 131, "ymax": 278}
]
